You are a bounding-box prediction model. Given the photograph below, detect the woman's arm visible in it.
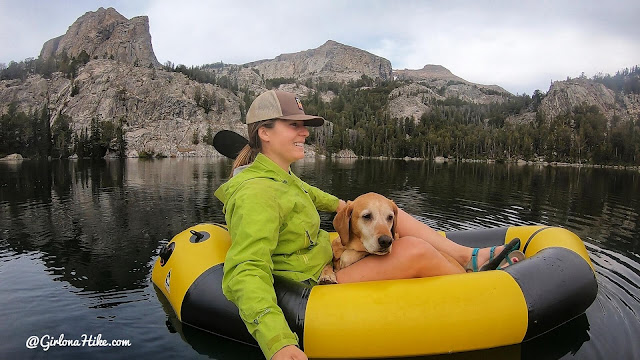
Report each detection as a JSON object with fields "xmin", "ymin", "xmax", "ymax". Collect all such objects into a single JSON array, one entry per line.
[
  {"xmin": 302, "ymin": 181, "xmax": 341, "ymax": 212},
  {"xmin": 222, "ymin": 182, "xmax": 299, "ymax": 359}
]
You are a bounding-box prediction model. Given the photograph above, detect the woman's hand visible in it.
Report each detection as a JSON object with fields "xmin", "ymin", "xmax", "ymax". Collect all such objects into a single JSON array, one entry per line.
[
  {"xmin": 336, "ymin": 199, "xmax": 347, "ymax": 213},
  {"xmin": 272, "ymin": 345, "xmax": 307, "ymax": 360}
]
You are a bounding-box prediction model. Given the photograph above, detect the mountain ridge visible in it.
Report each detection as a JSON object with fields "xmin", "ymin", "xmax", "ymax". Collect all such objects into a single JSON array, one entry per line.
[{"xmin": 1, "ymin": 7, "xmax": 638, "ymax": 163}]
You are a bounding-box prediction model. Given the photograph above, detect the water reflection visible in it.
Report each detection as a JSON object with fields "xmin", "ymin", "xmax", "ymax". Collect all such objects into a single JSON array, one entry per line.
[
  {"xmin": 1, "ymin": 158, "xmax": 639, "ymax": 359},
  {"xmin": 0, "ymin": 158, "xmax": 231, "ymax": 308},
  {"xmin": 154, "ymin": 286, "xmax": 264, "ymax": 359}
]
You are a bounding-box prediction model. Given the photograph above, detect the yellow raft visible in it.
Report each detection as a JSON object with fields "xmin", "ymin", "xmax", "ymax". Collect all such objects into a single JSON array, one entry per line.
[{"xmin": 151, "ymin": 224, "xmax": 597, "ymax": 358}]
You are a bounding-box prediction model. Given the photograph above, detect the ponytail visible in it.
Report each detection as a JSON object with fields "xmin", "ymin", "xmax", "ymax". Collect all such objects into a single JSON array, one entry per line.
[
  {"xmin": 230, "ymin": 144, "xmax": 256, "ymax": 177},
  {"xmin": 229, "ymin": 119, "xmax": 276, "ymax": 177}
]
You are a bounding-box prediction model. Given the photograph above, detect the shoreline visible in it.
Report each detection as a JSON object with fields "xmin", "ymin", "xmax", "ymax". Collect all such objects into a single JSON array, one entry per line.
[
  {"xmin": 323, "ymin": 154, "xmax": 640, "ymax": 171},
  {"xmin": 3, "ymin": 152, "xmax": 639, "ymax": 172}
]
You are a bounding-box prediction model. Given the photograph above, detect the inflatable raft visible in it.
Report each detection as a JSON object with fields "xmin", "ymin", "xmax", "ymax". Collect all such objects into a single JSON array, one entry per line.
[{"xmin": 151, "ymin": 224, "xmax": 597, "ymax": 358}]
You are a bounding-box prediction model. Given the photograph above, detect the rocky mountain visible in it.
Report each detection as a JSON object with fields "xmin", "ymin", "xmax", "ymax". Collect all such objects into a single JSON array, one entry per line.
[
  {"xmin": 209, "ymin": 47, "xmax": 511, "ymax": 122},
  {"xmin": 395, "ymin": 64, "xmax": 464, "ymax": 82},
  {"xmin": 2, "ymin": 8, "xmax": 244, "ymax": 157},
  {"xmin": 205, "ymin": 40, "xmax": 393, "ymax": 94},
  {"xmin": 388, "ymin": 65, "xmax": 512, "ymax": 121},
  {"xmin": 394, "ymin": 64, "xmax": 509, "ymax": 95},
  {"xmin": 40, "ymin": 7, "xmax": 160, "ymax": 68},
  {"xmin": 540, "ymin": 78, "xmax": 640, "ymax": 123},
  {"xmin": 1, "ymin": 7, "xmax": 637, "ymax": 161},
  {"xmin": 504, "ymin": 78, "xmax": 640, "ymax": 126},
  {"xmin": 247, "ymin": 40, "xmax": 393, "ymax": 82},
  {"xmin": 1, "ymin": 59, "xmax": 243, "ymax": 157}
]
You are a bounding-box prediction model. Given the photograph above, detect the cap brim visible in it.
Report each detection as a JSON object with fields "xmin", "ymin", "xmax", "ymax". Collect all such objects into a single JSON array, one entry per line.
[{"xmin": 278, "ymin": 114, "xmax": 325, "ymax": 127}]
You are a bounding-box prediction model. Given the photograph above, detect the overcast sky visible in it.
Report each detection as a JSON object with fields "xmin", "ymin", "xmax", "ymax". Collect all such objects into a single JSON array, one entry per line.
[{"xmin": 1, "ymin": 0, "xmax": 638, "ymax": 95}]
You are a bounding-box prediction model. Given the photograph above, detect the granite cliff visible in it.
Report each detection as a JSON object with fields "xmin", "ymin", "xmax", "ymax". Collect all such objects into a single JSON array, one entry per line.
[
  {"xmin": 40, "ymin": 7, "xmax": 160, "ymax": 68},
  {"xmin": 206, "ymin": 40, "xmax": 393, "ymax": 93},
  {"xmin": 2, "ymin": 8, "xmax": 241, "ymax": 157},
  {"xmin": 505, "ymin": 78, "xmax": 640, "ymax": 126},
  {"xmin": 540, "ymin": 78, "xmax": 640, "ymax": 123},
  {"xmin": 389, "ymin": 65, "xmax": 512, "ymax": 121},
  {"xmin": 248, "ymin": 40, "xmax": 393, "ymax": 82},
  {"xmin": 0, "ymin": 59, "xmax": 243, "ymax": 157}
]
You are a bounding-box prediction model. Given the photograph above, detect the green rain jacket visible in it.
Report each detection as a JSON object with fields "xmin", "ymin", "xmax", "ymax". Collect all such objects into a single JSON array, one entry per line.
[{"xmin": 214, "ymin": 153, "xmax": 339, "ymax": 359}]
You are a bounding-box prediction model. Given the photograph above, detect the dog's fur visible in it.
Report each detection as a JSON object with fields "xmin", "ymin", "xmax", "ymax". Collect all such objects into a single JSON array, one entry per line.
[{"xmin": 319, "ymin": 192, "xmax": 398, "ymax": 284}]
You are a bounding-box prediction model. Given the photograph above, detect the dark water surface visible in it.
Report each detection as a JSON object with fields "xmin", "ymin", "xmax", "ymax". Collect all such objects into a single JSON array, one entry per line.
[{"xmin": 1, "ymin": 158, "xmax": 639, "ymax": 359}]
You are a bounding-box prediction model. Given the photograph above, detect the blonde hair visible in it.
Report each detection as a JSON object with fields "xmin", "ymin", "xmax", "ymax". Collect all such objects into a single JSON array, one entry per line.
[{"xmin": 230, "ymin": 119, "xmax": 276, "ymax": 177}]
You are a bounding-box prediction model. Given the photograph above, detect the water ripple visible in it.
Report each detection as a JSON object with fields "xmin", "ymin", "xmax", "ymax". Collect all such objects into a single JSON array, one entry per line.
[
  {"xmin": 2, "ymin": 159, "xmax": 640, "ymax": 359},
  {"xmin": 584, "ymin": 242, "xmax": 640, "ymax": 359}
]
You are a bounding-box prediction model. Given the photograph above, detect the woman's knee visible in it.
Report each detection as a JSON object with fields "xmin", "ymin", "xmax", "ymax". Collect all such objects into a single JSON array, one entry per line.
[
  {"xmin": 392, "ymin": 236, "xmax": 439, "ymax": 276},
  {"xmin": 394, "ymin": 236, "xmax": 438, "ymax": 256}
]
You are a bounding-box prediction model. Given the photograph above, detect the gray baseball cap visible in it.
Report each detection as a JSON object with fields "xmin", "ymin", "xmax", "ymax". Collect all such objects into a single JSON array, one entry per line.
[{"xmin": 246, "ymin": 90, "xmax": 324, "ymax": 126}]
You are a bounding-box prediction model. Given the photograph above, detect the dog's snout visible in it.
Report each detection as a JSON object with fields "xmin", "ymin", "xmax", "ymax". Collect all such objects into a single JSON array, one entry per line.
[{"xmin": 378, "ymin": 235, "xmax": 393, "ymax": 248}]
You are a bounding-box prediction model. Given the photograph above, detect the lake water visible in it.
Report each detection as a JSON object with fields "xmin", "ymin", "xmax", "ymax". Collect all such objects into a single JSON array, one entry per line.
[{"xmin": 1, "ymin": 158, "xmax": 639, "ymax": 359}]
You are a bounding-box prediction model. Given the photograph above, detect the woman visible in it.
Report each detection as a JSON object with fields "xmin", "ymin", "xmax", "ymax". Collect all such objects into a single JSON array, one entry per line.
[{"xmin": 214, "ymin": 90, "xmax": 516, "ymax": 360}]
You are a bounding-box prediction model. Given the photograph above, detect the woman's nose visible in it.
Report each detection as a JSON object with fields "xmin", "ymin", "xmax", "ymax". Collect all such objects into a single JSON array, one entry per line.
[{"xmin": 300, "ymin": 126, "xmax": 310, "ymax": 137}]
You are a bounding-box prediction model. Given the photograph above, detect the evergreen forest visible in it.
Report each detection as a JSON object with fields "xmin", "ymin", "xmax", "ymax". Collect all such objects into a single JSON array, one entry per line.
[{"xmin": 301, "ymin": 71, "xmax": 640, "ymax": 165}]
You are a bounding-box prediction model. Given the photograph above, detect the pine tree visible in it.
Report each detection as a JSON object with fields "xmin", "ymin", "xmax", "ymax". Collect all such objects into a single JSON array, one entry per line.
[
  {"xmin": 116, "ymin": 117, "xmax": 127, "ymax": 158},
  {"xmin": 51, "ymin": 113, "xmax": 72, "ymax": 158}
]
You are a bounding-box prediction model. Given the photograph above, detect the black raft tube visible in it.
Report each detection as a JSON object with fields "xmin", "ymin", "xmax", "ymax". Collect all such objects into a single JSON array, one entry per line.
[
  {"xmin": 179, "ymin": 263, "xmax": 312, "ymax": 348},
  {"xmin": 447, "ymin": 227, "xmax": 598, "ymax": 339}
]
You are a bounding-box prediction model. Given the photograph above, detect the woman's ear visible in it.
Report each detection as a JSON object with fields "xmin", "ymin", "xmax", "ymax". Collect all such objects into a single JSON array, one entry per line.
[{"xmin": 258, "ymin": 126, "xmax": 270, "ymax": 143}]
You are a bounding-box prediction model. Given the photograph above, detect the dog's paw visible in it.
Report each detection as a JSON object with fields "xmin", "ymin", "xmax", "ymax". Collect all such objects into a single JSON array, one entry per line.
[{"xmin": 318, "ymin": 273, "xmax": 338, "ymax": 285}]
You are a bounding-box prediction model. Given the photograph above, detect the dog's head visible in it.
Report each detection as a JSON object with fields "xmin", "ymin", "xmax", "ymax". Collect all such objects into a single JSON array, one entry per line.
[{"xmin": 333, "ymin": 192, "xmax": 398, "ymax": 255}]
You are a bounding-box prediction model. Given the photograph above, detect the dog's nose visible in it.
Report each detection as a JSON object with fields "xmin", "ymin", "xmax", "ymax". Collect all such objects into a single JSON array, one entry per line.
[{"xmin": 378, "ymin": 235, "xmax": 393, "ymax": 248}]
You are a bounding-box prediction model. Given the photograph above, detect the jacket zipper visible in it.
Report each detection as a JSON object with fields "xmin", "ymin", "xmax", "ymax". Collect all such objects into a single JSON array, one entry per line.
[
  {"xmin": 253, "ymin": 308, "xmax": 270, "ymax": 325},
  {"xmin": 305, "ymin": 230, "xmax": 314, "ymax": 248}
]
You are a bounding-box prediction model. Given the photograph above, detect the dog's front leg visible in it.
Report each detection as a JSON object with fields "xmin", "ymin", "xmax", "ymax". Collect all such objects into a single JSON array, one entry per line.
[
  {"xmin": 318, "ymin": 263, "xmax": 338, "ymax": 284},
  {"xmin": 340, "ymin": 249, "xmax": 369, "ymax": 269},
  {"xmin": 331, "ymin": 237, "xmax": 346, "ymax": 271}
]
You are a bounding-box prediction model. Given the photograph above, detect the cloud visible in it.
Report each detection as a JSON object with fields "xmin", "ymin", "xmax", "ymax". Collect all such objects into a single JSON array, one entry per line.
[
  {"xmin": 351, "ymin": 1, "xmax": 640, "ymax": 94},
  {"xmin": 145, "ymin": 1, "xmax": 346, "ymax": 66},
  {"xmin": 2, "ymin": 0, "xmax": 639, "ymax": 95}
]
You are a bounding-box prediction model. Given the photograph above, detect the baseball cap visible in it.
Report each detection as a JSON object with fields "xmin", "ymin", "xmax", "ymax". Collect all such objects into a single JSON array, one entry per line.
[{"xmin": 246, "ymin": 90, "xmax": 324, "ymax": 126}]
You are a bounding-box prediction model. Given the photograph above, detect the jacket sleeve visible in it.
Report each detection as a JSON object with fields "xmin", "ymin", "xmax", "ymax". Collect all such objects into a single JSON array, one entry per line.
[
  {"xmin": 221, "ymin": 180, "xmax": 299, "ymax": 359},
  {"xmin": 304, "ymin": 183, "xmax": 339, "ymax": 212}
]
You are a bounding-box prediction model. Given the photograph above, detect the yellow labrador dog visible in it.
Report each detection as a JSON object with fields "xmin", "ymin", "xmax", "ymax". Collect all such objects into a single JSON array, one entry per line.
[{"xmin": 319, "ymin": 192, "xmax": 398, "ymax": 284}]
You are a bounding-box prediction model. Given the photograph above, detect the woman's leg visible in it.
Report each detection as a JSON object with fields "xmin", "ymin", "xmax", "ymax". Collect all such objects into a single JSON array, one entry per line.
[
  {"xmin": 335, "ymin": 236, "xmax": 464, "ymax": 283},
  {"xmin": 396, "ymin": 208, "xmax": 505, "ymax": 268}
]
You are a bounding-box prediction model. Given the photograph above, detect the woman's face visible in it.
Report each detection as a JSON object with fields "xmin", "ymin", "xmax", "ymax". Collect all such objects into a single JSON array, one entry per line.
[{"xmin": 259, "ymin": 119, "xmax": 310, "ymax": 170}]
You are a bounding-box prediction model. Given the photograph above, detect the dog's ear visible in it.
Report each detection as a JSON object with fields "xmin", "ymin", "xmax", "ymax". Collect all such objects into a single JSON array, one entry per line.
[
  {"xmin": 333, "ymin": 200, "xmax": 353, "ymax": 246},
  {"xmin": 390, "ymin": 199, "xmax": 399, "ymax": 240}
]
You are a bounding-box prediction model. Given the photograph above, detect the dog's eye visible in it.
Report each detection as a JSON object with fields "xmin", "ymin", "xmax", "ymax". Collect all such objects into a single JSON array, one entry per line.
[
  {"xmin": 362, "ymin": 213, "xmax": 372, "ymax": 220},
  {"xmin": 387, "ymin": 215, "xmax": 394, "ymax": 222}
]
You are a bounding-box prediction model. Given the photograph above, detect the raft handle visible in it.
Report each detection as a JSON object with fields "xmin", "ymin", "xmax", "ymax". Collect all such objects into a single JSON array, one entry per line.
[{"xmin": 189, "ymin": 230, "xmax": 210, "ymax": 243}]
